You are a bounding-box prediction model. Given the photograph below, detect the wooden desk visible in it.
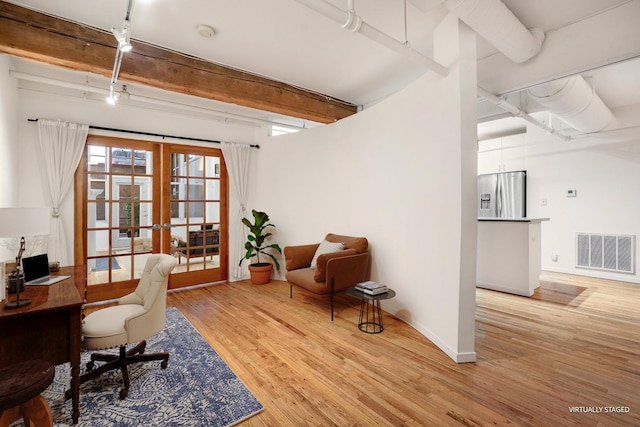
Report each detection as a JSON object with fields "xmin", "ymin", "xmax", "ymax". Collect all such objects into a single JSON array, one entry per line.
[{"xmin": 0, "ymin": 265, "xmax": 85, "ymax": 425}]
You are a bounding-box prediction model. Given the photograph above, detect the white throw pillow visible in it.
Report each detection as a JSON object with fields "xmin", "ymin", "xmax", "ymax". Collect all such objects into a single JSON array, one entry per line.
[{"xmin": 310, "ymin": 240, "xmax": 345, "ymax": 269}]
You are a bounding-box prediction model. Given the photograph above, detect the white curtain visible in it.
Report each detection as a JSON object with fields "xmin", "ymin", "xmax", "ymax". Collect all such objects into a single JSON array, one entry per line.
[
  {"xmin": 221, "ymin": 141, "xmax": 252, "ymax": 280},
  {"xmin": 37, "ymin": 119, "xmax": 89, "ymax": 265}
]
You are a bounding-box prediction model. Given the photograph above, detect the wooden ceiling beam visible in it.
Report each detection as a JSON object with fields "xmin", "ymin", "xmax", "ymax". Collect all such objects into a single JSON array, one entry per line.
[{"xmin": 0, "ymin": 1, "xmax": 357, "ymax": 124}]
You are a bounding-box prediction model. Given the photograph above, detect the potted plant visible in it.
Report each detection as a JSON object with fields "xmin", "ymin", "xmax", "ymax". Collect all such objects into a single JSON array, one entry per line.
[{"xmin": 239, "ymin": 209, "xmax": 282, "ymax": 285}]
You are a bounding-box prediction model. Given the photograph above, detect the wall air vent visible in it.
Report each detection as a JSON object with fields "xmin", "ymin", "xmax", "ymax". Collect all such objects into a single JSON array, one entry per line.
[{"xmin": 576, "ymin": 233, "xmax": 635, "ymax": 274}]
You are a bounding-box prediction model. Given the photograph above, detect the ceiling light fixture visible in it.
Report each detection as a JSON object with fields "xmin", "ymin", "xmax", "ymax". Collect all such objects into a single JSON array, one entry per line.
[
  {"xmin": 112, "ymin": 19, "xmax": 132, "ymax": 52},
  {"xmin": 106, "ymin": 0, "xmax": 134, "ymax": 105},
  {"xmin": 106, "ymin": 84, "xmax": 120, "ymax": 105}
]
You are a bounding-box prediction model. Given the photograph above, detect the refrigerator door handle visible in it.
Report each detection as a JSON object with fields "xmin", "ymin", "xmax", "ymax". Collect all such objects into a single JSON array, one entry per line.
[{"xmin": 495, "ymin": 179, "xmax": 502, "ymax": 217}]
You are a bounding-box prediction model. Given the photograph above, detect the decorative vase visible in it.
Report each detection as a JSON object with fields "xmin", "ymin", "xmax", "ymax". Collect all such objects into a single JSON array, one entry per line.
[{"xmin": 248, "ymin": 263, "xmax": 273, "ymax": 285}]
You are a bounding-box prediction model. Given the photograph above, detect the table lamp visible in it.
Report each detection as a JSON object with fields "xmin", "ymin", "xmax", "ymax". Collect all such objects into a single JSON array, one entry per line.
[{"xmin": 0, "ymin": 208, "xmax": 50, "ymax": 309}]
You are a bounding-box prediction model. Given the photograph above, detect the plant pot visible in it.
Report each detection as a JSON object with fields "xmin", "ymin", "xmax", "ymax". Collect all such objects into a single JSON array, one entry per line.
[{"xmin": 248, "ymin": 263, "xmax": 273, "ymax": 285}]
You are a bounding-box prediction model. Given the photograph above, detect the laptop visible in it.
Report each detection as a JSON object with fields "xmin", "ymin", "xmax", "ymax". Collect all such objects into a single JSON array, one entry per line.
[{"xmin": 22, "ymin": 254, "xmax": 70, "ymax": 286}]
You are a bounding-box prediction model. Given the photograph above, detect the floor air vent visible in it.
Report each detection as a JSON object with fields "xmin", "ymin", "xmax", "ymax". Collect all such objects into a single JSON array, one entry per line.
[{"xmin": 576, "ymin": 233, "xmax": 635, "ymax": 274}]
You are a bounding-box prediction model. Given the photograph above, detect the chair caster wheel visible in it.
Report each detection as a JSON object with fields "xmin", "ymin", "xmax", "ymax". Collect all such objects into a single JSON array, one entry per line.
[
  {"xmin": 119, "ymin": 389, "xmax": 128, "ymax": 399},
  {"xmin": 161, "ymin": 360, "xmax": 168, "ymax": 369},
  {"xmin": 86, "ymin": 361, "xmax": 95, "ymax": 370}
]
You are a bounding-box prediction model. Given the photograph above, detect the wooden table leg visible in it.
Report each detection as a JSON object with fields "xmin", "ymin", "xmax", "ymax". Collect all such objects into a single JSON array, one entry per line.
[
  {"xmin": 21, "ymin": 395, "xmax": 54, "ymax": 426},
  {"xmin": 0, "ymin": 407, "xmax": 20, "ymax": 427},
  {"xmin": 70, "ymin": 310, "xmax": 82, "ymax": 424}
]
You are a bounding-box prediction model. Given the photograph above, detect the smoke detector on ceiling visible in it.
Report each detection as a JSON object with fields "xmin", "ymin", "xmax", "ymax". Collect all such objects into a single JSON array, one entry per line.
[{"xmin": 197, "ymin": 25, "xmax": 216, "ymax": 38}]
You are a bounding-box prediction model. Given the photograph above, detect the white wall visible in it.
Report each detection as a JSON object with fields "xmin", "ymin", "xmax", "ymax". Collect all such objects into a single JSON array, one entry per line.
[
  {"xmin": 0, "ymin": 55, "xmax": 18, "ymax": 207},
  {"xmin": 248, "ymin": 16, "xmax": 478, "ymax": 362},
  {"xmin": 478, "ymin": 125, "xmax": 640, "ymax": 284},
  {"xmin": 0, "ymin": 56, "xmax": 21, "ymax": 262}
]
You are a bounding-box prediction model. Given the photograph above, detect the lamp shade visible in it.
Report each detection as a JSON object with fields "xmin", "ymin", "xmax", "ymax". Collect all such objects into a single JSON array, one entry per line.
[{"xmin": 0, "ymin": 208, "xmax": 50, "ymax": 238}]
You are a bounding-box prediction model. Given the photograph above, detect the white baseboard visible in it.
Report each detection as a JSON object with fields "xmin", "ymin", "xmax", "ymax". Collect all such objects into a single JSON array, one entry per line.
[
  {"xmin": 476, "ymin": 282, "xmax": 535, "ymax": 296},
  {"xmin": 394, "ymin": 313, "xmax": 477, "ymax": 364},
  {"xmin": 541, "ymin": 266, "xmax": 640, "ymax": 284}
]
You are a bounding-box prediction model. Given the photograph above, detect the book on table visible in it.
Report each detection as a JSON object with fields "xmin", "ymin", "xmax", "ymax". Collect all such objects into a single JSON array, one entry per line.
[
  {"xmin": 357, "ymin": 287, "xmax": 389, "ymax": 295},
  {"xmin": 356, "ymin": 281, "xmax": 385, "ymax": 290},
  {"xmin": 355, "ymin": 281, "xmax": 388, "ymax": 295}
]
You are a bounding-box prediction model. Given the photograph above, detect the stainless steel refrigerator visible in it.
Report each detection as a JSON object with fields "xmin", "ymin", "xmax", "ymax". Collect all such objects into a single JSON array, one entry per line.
[{"xmin": 478, "ymin": 171, "xmax": 526, "ymax": 218}]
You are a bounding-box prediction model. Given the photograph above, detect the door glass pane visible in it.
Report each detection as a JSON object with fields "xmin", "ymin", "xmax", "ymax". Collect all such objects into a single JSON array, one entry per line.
[
  {"xmin": 187, "ymin": 155, "xmax": 204, "ymax": 177},
  {"xmin": 112, "ymin": 256, "xmax": 131, "ymax": 281},
  {"xmin": 171, "ymin": 225, "xmax": 188, "ymax": 242},
  {"xmin": 86, "ymin": 142, "xmax": 156, "ymax": 294},
  {"xmin": 87, "ymin": 230, "xmax": 110, "ymax": 258},
  {"xmin": 134, "ymin": 150, "xmax": 151, "ymax": 174},
  {"xmin": 205, "ymin": 202, "xmax": 220, "ymax": 223},
  {"xmin": 110, "ymin": 202, "xmax": 124, "ymax": 243},
  {"xmin": 187, "ymin": 202, "xmax": 204, "ymax": 220},
  {"xmin": 171, "ymin": 153, "xmax": 187, "ymax": 176},
  {"xmin": 111, "ymin": 175, "xmax": 132, "ymax": 200},
  {"xmin": 205, "ymin": 179, "xmax": 220, "ymax": 200},
  {"xmin": 187, "ymin": 179, "xmax": 204, "ymax": 200},
  {"xmin": 134, "ymin": 227, "xmax": 153, "ymax": 254},
  {"xmin": 137, "ymin": 202, "xmax": 153, "ymax": 228},
  {"xmin": 205, "ymin": 157, "xmax": 220, "ymax": 178},
  {"xmin": 169, "ymin": 150, "xmax": 222, "ymax": 276},
  {"xmin": 88, "ymin": 179, "xmax": 107, "ymax": 227},
  {"xmin": 88, "ymin": 145, "xmax": 107, "ymax": 173},
  {"xmin": 111, "ymin": 148, "xmax": 133, "ymax": 174}
]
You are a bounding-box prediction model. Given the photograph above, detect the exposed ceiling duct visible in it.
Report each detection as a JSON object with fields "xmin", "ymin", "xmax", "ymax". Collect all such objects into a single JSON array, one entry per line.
[
  {"xmin": 439, "ymin": 0, "xmax": 615, "ymax": 137},
  {"xmin": 444, "ymin": 0, "xmax": 544, "ymax": 63},
  {"xmin": 527, "ymin": 75, "xmax": 616, "ymax": 133},
  {"xmin": 477, "ymin": 87, "xmax": 570, "ymax": 141}
]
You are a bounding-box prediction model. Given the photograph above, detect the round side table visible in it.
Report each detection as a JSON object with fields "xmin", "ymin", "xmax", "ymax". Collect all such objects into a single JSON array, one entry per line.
[
  {"xmin": 0, "ymin": 359, "xmax": 55, "ymax": 427},
  {"xmin": 347, "ymin": 287, "xmax": 396, "ymax": 334}
]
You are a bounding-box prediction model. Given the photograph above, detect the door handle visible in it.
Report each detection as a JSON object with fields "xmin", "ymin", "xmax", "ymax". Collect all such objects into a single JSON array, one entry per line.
[{"xmin": 152, "ymin": 223, "xmax": 173, "ymax": 230}]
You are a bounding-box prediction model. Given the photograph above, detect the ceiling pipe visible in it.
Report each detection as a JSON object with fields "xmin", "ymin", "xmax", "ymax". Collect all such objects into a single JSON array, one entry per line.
[
  {"xmin": 477, "ymin": 87, "xmax": 571, "ymax": 141},
  {"xmin": 293, "ymin": 0, "xmax": 448, "ymax": 76},
  {"xmin": 445, "ymin": 0, "xmax": 544, "ymax": 63},
  {"xmin": 527, "ymin": 75, "xmax": 615, "ymax": 133}
]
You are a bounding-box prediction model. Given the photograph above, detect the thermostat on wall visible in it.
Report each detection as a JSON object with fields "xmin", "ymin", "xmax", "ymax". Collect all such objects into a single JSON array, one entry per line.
[{"xmin": 566, "ymin": 189, "xmax": 577, "ymax": 197}]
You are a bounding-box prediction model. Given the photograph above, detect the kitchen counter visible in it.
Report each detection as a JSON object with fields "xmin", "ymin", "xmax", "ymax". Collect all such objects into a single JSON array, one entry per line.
[
  {"xmin": 476, "ymin": 218, "xmax": 549, "ymax": 296},
  {"xmin": 478, "ymin": 217, "xmax": 549, "ymax": 223}
]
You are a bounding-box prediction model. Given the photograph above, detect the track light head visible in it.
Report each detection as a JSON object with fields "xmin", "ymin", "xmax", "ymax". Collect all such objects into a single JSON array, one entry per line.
[
  {"xmin": 106, "ymin": 85, "xmax": 120, "ymax": 105},
  {"xmin": 112, "ymin": 19, "xmax": 132, "ymax": 53},
  {"xmin": 119, "ymin": 40, "xmax": 133, "ymax": 52},
  {"xmin": 106, "ymin": 94, "xmax": 119, "ymax": 105}
]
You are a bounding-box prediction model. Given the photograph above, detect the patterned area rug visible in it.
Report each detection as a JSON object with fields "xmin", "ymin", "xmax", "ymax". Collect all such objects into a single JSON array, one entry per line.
[{"xmin": 32, "ymin": 308, "xmax": 263, "ymax": 426}]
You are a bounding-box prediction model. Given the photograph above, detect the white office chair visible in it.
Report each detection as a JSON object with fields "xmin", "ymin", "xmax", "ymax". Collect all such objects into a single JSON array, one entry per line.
[{"xmin": 74, "ymin": 254, "xmax": 177, "ymax": 399}]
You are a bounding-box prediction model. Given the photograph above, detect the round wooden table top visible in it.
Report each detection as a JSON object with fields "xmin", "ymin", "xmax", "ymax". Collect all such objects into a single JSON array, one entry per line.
[{"xmin": 0, "ymin": 359, "xmax": 55, "ymax": 411}]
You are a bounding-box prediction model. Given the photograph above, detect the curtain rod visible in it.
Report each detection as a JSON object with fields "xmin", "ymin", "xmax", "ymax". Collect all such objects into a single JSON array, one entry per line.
[{"xmin": 27, "ymin": 119, "xmax": 260, "ymax": 149}]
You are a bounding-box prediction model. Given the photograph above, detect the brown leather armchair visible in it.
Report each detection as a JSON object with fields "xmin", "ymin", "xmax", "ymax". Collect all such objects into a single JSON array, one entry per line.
[{"xmin": 285, "ymin": 233, "xmax": 370, "ymax": 320}]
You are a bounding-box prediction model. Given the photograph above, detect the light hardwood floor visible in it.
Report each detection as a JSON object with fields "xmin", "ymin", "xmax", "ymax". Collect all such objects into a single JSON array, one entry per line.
[{"xmin": 155, "ymin": 272, "xmax": 638, "ymax": 426}]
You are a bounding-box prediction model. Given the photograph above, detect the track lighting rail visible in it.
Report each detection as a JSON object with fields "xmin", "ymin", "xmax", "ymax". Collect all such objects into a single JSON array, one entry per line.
[{"xmin": 107, "ymin": 0, "xmax": 134, "ymax": 105}]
